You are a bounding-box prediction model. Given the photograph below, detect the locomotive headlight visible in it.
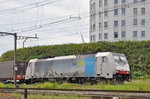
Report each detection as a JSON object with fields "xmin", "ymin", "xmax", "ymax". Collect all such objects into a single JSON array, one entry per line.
[
  {"xmin": 116, "ymin": 70, "xmax": 119, "ymax": 73},
  {"xmin": 127, "ymin": 71, "xmax": 130, "ymax": 74}
]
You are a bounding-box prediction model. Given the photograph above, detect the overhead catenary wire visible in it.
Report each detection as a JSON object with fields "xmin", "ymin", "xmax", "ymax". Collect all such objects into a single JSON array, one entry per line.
[
  {"xmin": 0, "ymin": 0, "xmax": 89, "ymax": 55},
  {"xmin": 8, "ymin": 0, "xmax": 150, "ymax": 33},
  {"xmin": 0, "ymin": 0, "xmax": 148, "ymax": 46},
  {"xmin": 0, "ymin": 0, "xmax": 56, "ymax": 13},
  {"xmin": 40, "ymin": 5, "xmax": 44, "ymax": 26},
  {"xmin": 14, "ymin": 18, "xmax": 75, "ymax": 33},
  {"xmin": 0, "ymin": 0, "xmax": 147, "ymax": 27},
  {"xmin": 35, "ymin": 3, "xmax": 39, "ymax": 27},
  {"xmin": 0, "ymin": 0, "xmax": 63, "ymax": 16},
  {"xmin": 11, "ymin": 14, "xmax": 88, "ymax": 33},
  {"xmin": 0, "ymin": 0, "xmax": 148, "ymax": 25},
  {"xmin": 0, "ymin": 31, "xmax": 89, "ymax": 46},
  {"xmin": 1, "ymin": 16, "xmax": 147, "ymax": 45},
  {"xmin": 0, "ymin": 11, "xmax": 88, "ymax": 26}
]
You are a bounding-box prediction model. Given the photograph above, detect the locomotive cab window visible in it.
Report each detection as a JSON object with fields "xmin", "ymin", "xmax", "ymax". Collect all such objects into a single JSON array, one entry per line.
[
  {"xmin": 113, "ymin": 55, "xmax": 127, "ymax": 64},
  {"xmin": 120, "ymin": 56, "xmax": 127, "ymax": 63}
]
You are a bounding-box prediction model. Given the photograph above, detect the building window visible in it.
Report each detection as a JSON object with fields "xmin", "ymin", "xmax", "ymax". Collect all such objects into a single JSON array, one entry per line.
[
  {"xmin": 114, "ymin": 0, "xmax": 118, "ymax": 4},
  {"xmin": 133, "ymin": 31, "xmax": 137, "ymax": 37},
  {"xmin": 104, "ymin": 22, "xmax": 108, "ymax": 28},
  {"xmin": 104, "ymin": 0, "xmax": 108, "ymax": 6},
  {"xmin": 91, "ymin": 25, "xmax": 92, "ymax": 32},
  {"xmin": 99, "ymin": 0, "xmax": 102, "ymax": 7},
  {"xmin": 91, "ymin": 36, "xmax": 92, "ymax": 41},
  {"xmin": 134, "ymin": 0, "xmax": 137, "ymax": 2},
  {"xmin": 93, "ymin": 24, "xmax": 96, "ymax": 31},
  {"xmin": 93, "ymin": 35, "xmax": 96, "ymax": 41},
  {"xmin": 114, "ymin": 9, "xmax": 118, "ymax": 15},
  {"xmin": 141, "ymin": 31, "xmax": 145, "ymax": 37},
  {"xmin": 133, "ymin": 8, "xmax": 137, "ymax": 14},
  {"xmin": 104, "ymin": 11, "xmax": 108, "ymax": 17},
  {"xmin": 104, "ymin": 33, "xmax": 108, "ymax": 39},
  {"xmin": 90, "ymin": 15, "xmax": 92, "ymax": 21},
  {"xmin": 93, "ymin": 3, "xmax": 96, "ymax": 9},
  {"xmin": 133, "ymin": 19, "xmax": 137, "ymax": 25},
  {"xmin": 142, "ymin": 0, "xmax": 146, "ymax": 2},
  {"xmin": 91, "ymin": 4, "xmax": 92, "ymax": 10},
  {"xmin": 93, "ymin": 14, "xmax": 96, "ymax": 20},
  {"xmin": 114, "ymin": 32, "xmax": 118, "ymax": 38},
  {"xmin": 114, "ymin": 20, "xmax": 118, "ymax": 27},
  {"xmin": 99, "ymin": 23, "xmax": 101, "ymax": 28},
  {"xmin": 121, "ymin": 20, "xmax": 126, "ymax": 26},
  {"xmin": 99, "ymin": 12, "xmax": 101, "ymax": 18},
  {"xmin": 122, "ymin": 8, "xmax": 126, "ymax": 14},
  {"xmin": 99, "ymin": 34, "xmax": 102, "ymax": 40},
  {"xmin": 141, "ymin": 19, "xmax": 145, "ymax": 25},
  {"xmin": 141, "ymin": 8, "xmax": 145, "ymax": 14},
  {"xmin": 122, "ymin": 31, "xmax": 126, "ymax": 38},
  {"xmin": 122, "ymin": 0, "xmax": 126, "ymax": 3}
]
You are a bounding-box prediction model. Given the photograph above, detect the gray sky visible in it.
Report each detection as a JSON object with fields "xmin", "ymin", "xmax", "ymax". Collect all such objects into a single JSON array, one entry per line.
[{"xmin": 0, "ymin": 0, "xmax": 89, "ymax": 56}]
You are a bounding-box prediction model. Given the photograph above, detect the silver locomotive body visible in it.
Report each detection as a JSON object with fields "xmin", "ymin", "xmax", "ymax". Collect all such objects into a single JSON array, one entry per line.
[{"xmin": 25, "ymin": 52, "xmax": 131, "ymax": 83}]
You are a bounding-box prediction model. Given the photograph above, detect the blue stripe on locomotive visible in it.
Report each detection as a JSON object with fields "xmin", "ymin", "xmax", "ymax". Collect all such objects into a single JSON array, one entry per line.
[{"xmin": 85, "ymin": 55, "xmax": 95, "ymax": 77}]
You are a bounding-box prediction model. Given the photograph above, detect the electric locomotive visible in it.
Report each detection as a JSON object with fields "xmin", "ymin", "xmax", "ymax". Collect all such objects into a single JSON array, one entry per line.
[{"xmin": 25, "ymin": 52, "xmax": 131, "ymax": 84}]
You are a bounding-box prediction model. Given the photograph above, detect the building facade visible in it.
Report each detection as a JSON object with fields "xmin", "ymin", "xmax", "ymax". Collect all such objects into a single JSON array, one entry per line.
[{"xmin": 90, "ymin": 0, "xmax": 150, "ymax": 42}]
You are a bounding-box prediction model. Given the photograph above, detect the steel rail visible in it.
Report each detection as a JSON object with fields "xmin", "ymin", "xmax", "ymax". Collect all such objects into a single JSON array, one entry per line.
[{"xmin": 0, "ymin": 87, "xmax": 150, "ymax": 93}]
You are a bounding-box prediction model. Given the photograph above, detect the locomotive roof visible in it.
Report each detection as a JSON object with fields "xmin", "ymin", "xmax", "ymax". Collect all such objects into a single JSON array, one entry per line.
[
  {"xmin": 30, "ymin": 55, "xmax": 76, "ymax": 62},
  {"xmin": 96, "ymin": 52, "xmax": 125, "ymax": 57},
  {"xmin": 29, "ymin": 52, "xmax": 125, "ymax": 62}
]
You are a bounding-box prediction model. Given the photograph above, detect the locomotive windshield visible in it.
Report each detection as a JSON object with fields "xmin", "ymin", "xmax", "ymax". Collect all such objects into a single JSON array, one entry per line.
[{"xmin": 113, "ymin": 55, "xmax": 127, "ymax": 64}]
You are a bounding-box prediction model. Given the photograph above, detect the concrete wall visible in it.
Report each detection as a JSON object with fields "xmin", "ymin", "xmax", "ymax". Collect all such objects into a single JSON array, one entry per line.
[{"xmin": 90, "ymin": 0, "xmax": 150, "ymax": 42}]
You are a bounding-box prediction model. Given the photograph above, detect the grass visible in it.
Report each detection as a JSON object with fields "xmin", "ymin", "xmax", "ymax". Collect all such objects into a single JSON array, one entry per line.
[
  {"xmin": 0, "ymin": 92, "xmax": 132, "ymax": 99},
  {"xmin": 3, "ymin": 93, "xmax": 91, "ymax": 99},
  {"xmin": 0, "ymin": 79, "xmax": 150, "ymax": 91},
  {"xmin": 1, "ymin": 93, "xmax": 130, "ymax": 99}
]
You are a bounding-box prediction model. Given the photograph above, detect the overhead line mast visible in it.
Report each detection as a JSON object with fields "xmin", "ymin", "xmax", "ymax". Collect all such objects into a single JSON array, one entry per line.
[{"xmin": 0, "ymin": 32, "xmax": 39, "ymax": 86}]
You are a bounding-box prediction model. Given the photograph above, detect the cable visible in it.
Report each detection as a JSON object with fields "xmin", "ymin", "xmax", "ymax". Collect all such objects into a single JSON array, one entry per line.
[
  {"xmin": 0, "ymin": 0, "xmax": 53, "ymax": 13},
  {"xmin": 0, "ymin": 0, "xmax": 63, "ymax": 16},
  {"xmin": 0, "ymin": 31, "xmax": 89, "ymax": 46},
  {"xmin": 34, "ymin": 3, "xmax": 39, "ymax": 27},
  {"xmin": 0, "ymin": 11, "xmax": 88, "ymax": 26},
  {"xmin": 40, "ymin": 5, "xmax": 44, "ymax": 26},
  {"xmin": 14, "ymin": 18, "xmax": 73, "ymax": 33},
  {"xmin": 1, "ymin": 0, "xmax": 147, "ymax": 26},
  {"xmin": 12, "ymin": 14, "xmax": 89, "ymax": 33},
  {"xmin": 8, "ymin": 1, "xmax": 149, "ymax": 33},
  {"xmin": 0, "ymin": 0, "xmax": 148, "ymax": 38}
]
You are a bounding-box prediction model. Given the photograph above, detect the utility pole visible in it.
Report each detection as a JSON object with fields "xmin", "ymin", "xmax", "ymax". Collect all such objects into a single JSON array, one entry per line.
[
  {"xmin": 0, "ymin": 32, "xmax": 17, "ymax": 86},
  {"xmin": 14, "ymin": 33, "xmax": 17, "ymax": 86},
  {"xmin": 0, "ymin": 32, "xmax": 39, "ymax": 86}
]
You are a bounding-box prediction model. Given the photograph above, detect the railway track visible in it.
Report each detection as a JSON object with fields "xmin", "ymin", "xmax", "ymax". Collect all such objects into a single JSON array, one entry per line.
[{"xmin": 0, "ymin": 88, "xmax": 150, "ymax": 98}]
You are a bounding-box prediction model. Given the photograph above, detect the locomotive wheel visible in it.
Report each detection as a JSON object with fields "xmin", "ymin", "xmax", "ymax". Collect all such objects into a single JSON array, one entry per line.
[
  {"xmin": 111, "ymin": 78, "xmax": 117, "ymax": 85},
  {"xmin": 77, "ymin": 78, "xmax": 85, "ymax": 84},
  {"xmin": 56, "ymin": 79, "xmax": 64, "ymax": 84}
]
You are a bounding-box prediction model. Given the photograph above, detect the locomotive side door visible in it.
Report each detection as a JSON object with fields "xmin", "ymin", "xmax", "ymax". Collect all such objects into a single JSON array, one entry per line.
[
  {"xmin": 96, "ymin": 57, "xmax": 102, "ymax": 75},
  {"xmin": 96, "ymin": 56, "xmax": 112, "ymax": 78},
  {"xmin": 101, "ymin": 56, "xmax": 112, "ymax": 78}
]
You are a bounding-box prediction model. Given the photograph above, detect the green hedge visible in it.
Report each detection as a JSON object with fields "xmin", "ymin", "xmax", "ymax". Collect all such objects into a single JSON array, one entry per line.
[{"xmin": 0, "ymin": 41, "xmax": 150, "ymax": 76}]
